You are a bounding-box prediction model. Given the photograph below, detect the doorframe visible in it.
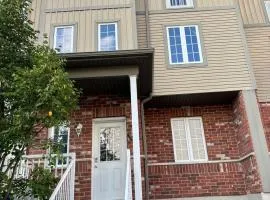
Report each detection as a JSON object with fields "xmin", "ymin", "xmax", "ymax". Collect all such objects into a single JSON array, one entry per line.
[{"xmin": 91, "ymin": 117, "xmax": 127, "ymax": 200}]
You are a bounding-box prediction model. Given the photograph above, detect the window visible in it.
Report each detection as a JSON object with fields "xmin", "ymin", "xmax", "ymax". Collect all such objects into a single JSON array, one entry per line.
[
  {"xmin": 98, "ymin": 23, "xmax": 118, "ymax": 51},
  {"xmin": 54, "ymin": 26, "xmax": 74, "ymax": 53},
  {"xmin": 166, "ymin": 0, "xmax": 194, "ymax": 8},
  {"xmin": 171, "ymin": 117, "xmax": 208, "ymax": 162},
  {"xmin": 50, "ymin": 125, "xmax": 70, "ymax": 165},
  {"xmin": 167, "ymin": 25, "xmax": 203, "ymax": 65},
  {"xmin": 265, "ymin": 1, "xmax": 270, "ymax": 20}
]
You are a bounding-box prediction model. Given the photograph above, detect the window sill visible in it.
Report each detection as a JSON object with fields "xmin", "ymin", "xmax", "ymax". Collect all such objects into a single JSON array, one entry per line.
[
  {"xmin": 166, "ymin": 6, "xmax": 194, "ymax": 9},
  {"xmin": 168, "ymin": 61, "xmax": 207, "ymax": 69}
]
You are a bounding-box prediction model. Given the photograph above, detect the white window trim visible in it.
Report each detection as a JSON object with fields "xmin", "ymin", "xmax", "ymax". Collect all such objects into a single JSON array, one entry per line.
[
  {"xmin": 167, "ymin": 25, "xmax": 203, "ymax": 65},
  {"xmin": 98, "ymin": 22, "xmax": 119, "ymax": 51},
  {"xmin": 171, "ymin": 117, "xmax": 208, "ymax": 163},
  {"xmin": 166, "ymin": 0, "xmax": 194, "ymax": 9},
  {"xmin": 53, "ymin": 25, "xmax": 74, "ymax": 53},
  {"xmin": 48, "ymin": 126, "xmax": 70, "ymax": 167},
  {"xmin": 265, "ymin": 1, "xmax": 270, "ymax": 21}
]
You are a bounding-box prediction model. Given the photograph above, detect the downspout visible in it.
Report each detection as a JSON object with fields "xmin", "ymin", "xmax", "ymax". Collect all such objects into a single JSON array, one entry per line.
[
  {"xmin": 142, "ymin": 0, "xmax": 151, "ymax": 199},
  {"xmin": 144, "ymin": 0, "xmax": 151, "ymax": 48},
  {"xmin": 141, "ymin": 94, "xmax": 152, "ymax": 200}
]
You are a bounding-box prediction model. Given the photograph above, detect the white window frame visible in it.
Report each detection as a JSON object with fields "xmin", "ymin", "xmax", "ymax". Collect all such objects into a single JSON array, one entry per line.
[
  {"xmin": 53, "ymin": 25, "xmax": 74, "ymax": 53},
  {"xmin": 171, "ymin": 117, "xmax": 208, "ymax": 163},
  {"xmin": 265, "ymin": 1, "xmax": 270, "ymax": 21},
  {"xmin": 166, "ymin": 25, "xmax": 203, "ymax": 65},
  {"xmin": 98, "ymin": 22, "xmax": 119, "ymax": 51},
  {"xmin": 48, "ymin": 125, "xmax": 70, "ymax": 167},
  {"xmin": 166, "ymin": 0, "xmax": 194, "ymax": 9}
]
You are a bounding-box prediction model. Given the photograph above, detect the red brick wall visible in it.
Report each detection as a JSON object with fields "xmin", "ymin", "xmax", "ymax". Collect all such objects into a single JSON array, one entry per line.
[
  {"xmin": 260, "ymin": 103, "xmax": 270, "ymax": 151},
  {"xmin": 148, "ymin": 163, "xmax": 246, "ymax": 199},
  {"xmin": 232, "ymin": 92, "xmax": 253, "ymax": 156},
  {"xmin": 145, "ymin": 95, "xmax": 263, "ymax": 199},
  {"xmin": 27, "ymin": 128, "xmax": 48, "ymax": 155},
  {"xmin": 70, "ymin": 95, "xmax": 134, "ymax": 200},
  {"xmin": 145, "ymin": 105, "xmax": 240, "ymax": 163}
]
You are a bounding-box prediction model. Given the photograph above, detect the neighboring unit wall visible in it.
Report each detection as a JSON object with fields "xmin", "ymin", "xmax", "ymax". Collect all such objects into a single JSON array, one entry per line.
[
  {"xmin": 30, "ymin": 0, "xmax": 138, "ymax": 52},
  {"xmin": 136, "ymin": 14, "xmax": 148, "ymax": 49},
  {"xmin": 245, "ymin": 26, "xmax": 270, "ymax": 102},
  {"xmin": 260, "ymin": 103, "xmax": 270, "ymax": 151},
  {"xmin": 237, "ymin": 0, "xmax": 268, "ymax": 25},
  {"xmin": 233, "ymin": 92, "xmax": 262, "ymax": 193},
  {"xmin": 148, "ymin": 7, "xmax": 253, "ymax": 96}
]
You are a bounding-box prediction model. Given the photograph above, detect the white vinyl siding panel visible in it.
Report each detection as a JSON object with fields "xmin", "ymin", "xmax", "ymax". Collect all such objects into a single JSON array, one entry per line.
[
  {"xmin": 245, "ymin": 27, "xmax": 270, "ymax": 102},
  {"xmin": 171, "ymin": 118, "xmax": 208, "ymax": 162},
  {"xmin": 149, "ymin": 9, "xmax": 253, "ymax": 96}
]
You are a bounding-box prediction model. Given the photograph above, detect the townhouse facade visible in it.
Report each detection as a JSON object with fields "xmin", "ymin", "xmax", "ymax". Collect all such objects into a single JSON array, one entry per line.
[{"xmin": 25, "ymin": 0, "xmax": 270, "ymax": 199}]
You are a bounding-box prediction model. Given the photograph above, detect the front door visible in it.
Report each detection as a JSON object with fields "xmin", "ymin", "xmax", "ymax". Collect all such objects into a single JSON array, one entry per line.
[{"xmin": 92, "ymin": 118, "xmax": 127, "ymax": 200}]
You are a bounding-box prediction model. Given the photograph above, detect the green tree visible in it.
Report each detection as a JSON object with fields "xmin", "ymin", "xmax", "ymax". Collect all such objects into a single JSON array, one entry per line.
[{"xmin": 0, "ymin": 0, "xmax": 79, "ymax": 199}]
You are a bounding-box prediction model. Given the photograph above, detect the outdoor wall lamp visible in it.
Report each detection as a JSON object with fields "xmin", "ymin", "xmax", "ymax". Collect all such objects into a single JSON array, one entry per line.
[{"xmin": 75, "ymin": 123, "xmax": 83, "ymax": 137}]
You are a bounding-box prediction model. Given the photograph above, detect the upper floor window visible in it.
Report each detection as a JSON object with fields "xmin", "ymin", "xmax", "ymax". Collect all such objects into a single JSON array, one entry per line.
[
  {"xmin": 54, "ymin": 26, "xmax": 74, "ymax": 53},
  {"xmin": 98, "ymin": 23, "xmax": 118, "ymax": 51},
  {"xmin": 167, "ymin": 25, "xmax": 203, "ymax": 65},
  {"xmin": 171, "ymin": 117, "xmax": 208, "ymax": 162},
  {"xmin": 265, "ymin": 1, "xmax": 270, "ymax": 20},
  {"xmin": 166, "ymin": 0, "xmax": 194, "ymax": 8}
]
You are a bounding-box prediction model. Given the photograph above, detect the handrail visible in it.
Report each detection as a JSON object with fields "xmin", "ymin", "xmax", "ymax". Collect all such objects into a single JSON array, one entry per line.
[
  {"xmin": 49, "ymin": 153, "xmax": 76, "ymax": 200},
  {"xmin": 124, "ymin": 149, "xmax": 132, "ymax": 200}
]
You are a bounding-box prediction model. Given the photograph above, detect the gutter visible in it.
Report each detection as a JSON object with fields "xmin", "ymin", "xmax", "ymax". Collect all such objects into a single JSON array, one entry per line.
[{"xmin": 141, "ymin": 93, "xmax": 152, "ymax": 200}]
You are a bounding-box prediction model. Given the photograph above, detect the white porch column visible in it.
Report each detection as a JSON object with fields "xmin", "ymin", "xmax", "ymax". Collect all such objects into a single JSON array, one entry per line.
[{"xmin": 129, "ymin": 75, "xmax": 143, "ymax": 200}]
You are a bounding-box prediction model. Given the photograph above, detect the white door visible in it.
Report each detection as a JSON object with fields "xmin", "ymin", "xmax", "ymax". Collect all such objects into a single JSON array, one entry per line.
[{"xmin": 92, "ymin": 118, "xmax": 127, "ymax": 200}]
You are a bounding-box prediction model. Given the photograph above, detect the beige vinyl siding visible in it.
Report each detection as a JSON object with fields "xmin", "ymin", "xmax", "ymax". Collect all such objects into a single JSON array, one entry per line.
[
  {"xmin": 136, "ymin": 15, "xmax": 148, "ymax": 49},
  {"xmin": 31, "ymin": 0, "xmax": 138, "ymax": 52},
  {"xmin": 30, "ymin": 0, "xmax": 42, "ymax": 32},
  {"xmin": 45, "ymin": 0, "xmax": 132, "ymax": 10},
  {"xmin": 237, "ymin": 0, "xmax": 268, "ymax": 25},
  {"xmin": 136, "ymin": 0, "xmax": 145, "ymax": 11},
  {"xmin": 245, "ymin": 27, "xmax": 270, "ymax": 102},
  {"xmin": 149, "ymin": 8, "xmax": 253, "ymax": 96}
]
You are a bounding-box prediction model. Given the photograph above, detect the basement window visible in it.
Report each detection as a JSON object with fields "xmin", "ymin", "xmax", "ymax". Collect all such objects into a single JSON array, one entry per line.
[
  {"xmin": 166, "ymin": 0, "xmax": 194, "ymax": 9},
  {"xmin": 171, "ymin": 117, "xmax": 208, "ymax": 162}
]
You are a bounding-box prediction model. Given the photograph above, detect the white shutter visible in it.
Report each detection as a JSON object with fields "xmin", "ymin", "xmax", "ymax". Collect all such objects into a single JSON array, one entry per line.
[
  {"xmin": 171, "ymin": 117, "xmax": 208, "ymax": 162},
  {"xmin": 171, "ymin": 119, "xmax": 190, "ymax": 161},
  {"xmin": 265, "ymin": 1, "xmax": 270, "ymax": 20},
  {"xmin": 187, "ymin": 118, "xmax": 207, "ymax": 161}
]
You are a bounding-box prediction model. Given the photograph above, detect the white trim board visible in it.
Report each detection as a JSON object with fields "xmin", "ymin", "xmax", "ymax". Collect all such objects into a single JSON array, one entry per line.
[{"xmin": 159, "ymin": 193, "xmax": 269, "ymax": 200}]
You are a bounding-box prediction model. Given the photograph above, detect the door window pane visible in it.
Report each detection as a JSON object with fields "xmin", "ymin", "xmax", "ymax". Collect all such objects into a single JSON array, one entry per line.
[{"xmin": 100, "ymin": 127, "xmax": 121, "ymax": 162}]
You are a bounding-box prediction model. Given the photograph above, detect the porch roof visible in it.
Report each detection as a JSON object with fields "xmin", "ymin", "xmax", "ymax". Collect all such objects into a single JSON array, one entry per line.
[{"xmin": 61, "ymin": 49, "xmax": 154, "ymax": 98}]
